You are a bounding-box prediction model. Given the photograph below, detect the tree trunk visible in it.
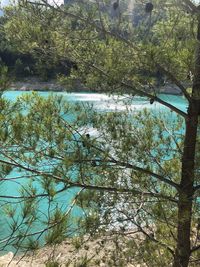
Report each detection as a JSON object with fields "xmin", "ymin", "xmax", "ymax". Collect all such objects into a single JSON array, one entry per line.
[
  {"xmin": 173, "ymin": 106, "xmax": 198, "ymax": 267},
  {"xmin": 173, "ymin": 17, "xmax": 200, "ymax": 267}
]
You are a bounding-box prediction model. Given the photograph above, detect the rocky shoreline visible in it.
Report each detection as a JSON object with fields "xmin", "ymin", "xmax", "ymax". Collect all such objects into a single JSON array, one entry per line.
[
  {"xmin": 10, "ymin": 80, "xmax": 69, "ymax": 92},
  {"xmin": 0, "ymin": 233, "xmax": 144, "ymax": 267},
  {"xmin": 9, "ymin": 79, "xmax": 184, "ymax": 95}
]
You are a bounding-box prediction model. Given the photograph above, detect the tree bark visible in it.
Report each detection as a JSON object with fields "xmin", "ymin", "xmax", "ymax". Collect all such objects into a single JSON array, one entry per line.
[
  {"xmin": 173, "ymin": 107, "xmax": 198, "ymax": 267},
  {"xmin": 173, "ymin": 17, "xmax": 200, "ymax": 267}
]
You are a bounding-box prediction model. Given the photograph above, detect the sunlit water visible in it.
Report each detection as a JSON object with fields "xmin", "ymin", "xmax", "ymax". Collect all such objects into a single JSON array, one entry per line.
[
  {"xmin": 3, "ymin": 91, "xmax": 188, "ymax": 112},
  {"xmin": 0, "ymin": 91, "xmax": 188, "ymax": 253}
]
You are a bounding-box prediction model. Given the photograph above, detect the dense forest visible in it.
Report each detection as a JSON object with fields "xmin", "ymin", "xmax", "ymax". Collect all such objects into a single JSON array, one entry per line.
[
  {"xmin": 0, "ymin": 0, "xmax": 175, "ymax": 87},
  {"xmin": 0, "ymin": 5, "xmax": 79, "ymax": 81}
]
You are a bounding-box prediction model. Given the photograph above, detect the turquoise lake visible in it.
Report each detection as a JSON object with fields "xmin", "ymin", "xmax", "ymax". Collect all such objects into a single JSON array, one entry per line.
[
  {"xmin": 3, "ymin": 91, "xmax": 188, "ymax": 112},
  {"xmin": 0, "ymin": 91, "xmax": 188, "ymax": 253}
]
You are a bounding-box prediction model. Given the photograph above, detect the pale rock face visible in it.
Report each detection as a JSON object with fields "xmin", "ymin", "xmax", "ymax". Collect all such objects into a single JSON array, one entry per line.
[
  {"xmin": 0, "ymin": 252, "xmax": 14, "ymax": 266},
  {"xmin": 0, "ymin": 252, "xmax": 45, "ymax": 266}
]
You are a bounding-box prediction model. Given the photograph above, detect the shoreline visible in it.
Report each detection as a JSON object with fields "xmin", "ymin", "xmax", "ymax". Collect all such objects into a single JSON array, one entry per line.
[
  {"xmin": 9, "ymin": 79, "xmax": 184, "ymax": 96},
  {"xmin": 0, "ymin": 232, "xmax": 144, "ymax": 267}
]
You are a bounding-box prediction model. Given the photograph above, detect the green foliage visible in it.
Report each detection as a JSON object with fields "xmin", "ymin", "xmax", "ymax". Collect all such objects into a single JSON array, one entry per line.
[
  {"xmin": 45, "ymin": 261, "xmax": 60, "ymax": 267},
  {"xmin": 0, "ymin": 91, "xmax": 186, "ymax": 263},
  {"xmin": 73, "ymin": 255, "xmax": 90, "ymax": 267},
  {"xmin": 14, "ymin": 58, "xmax": 26, "ymax": 77},
  {"xmin": 71, "ymin": 236, "xmax": 83, "ymax": 250},
  {"xmin": 0, "ymin": 1, "xmax": 200, "ymax": 266},
  {"xmin": 0, "ymin": 65, "xmax": 9, "ymax": 93},
  {"xmin": 45, "ymin": 208, "xmax": 68, "ymax": 245},
  {"xmin": 1, "ymin": 0, "xmax": 195, "ymax": 87}
]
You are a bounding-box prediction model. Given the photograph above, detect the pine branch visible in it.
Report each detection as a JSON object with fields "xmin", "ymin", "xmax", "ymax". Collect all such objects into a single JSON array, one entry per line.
[
  {"xmin": 129, "ymin": 217, "xmax": 175, "ymax": 256},
  {"xmin": 157, "ymin": 64, "xmax": 191, "ymax": 101},
  {"xmin": 0, "ymin": 158, "xmax": 177, "ymax": 203},
  {"xmin": 75, "ymin": 56, "xmax": 188, "ymax": 118},
  {"xmin": 28, "ymin": 0, "xmax": 191, "ymax": 113},
  {"xmin": 55, "ymin": 119, "xmax": 180, "ymax": 190}
]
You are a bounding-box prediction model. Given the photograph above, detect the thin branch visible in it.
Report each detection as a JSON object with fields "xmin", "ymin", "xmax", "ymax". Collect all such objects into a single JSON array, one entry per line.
[
  {"xmin": 28, "ymin": 0, "xmax": 189, "ymax": 117},
  {"xmin": 54, "ymin": 118, "xmax": 180, "ymax": 190},
  {"xmin": 122, "ymin": 80, "xmax": 188, "ymax": 118},
  {"xmin": 125, "ymin": 214, "xmax": 175, "ymax": 256},
  {"xmin": 0, "ymin": 186, "xmax": 67, "ymax": 199},
  {"xmin": 73, "ymin": 55, "xmax": 188, "ymax": 118},
  {"xmin": 0, "ymin": 189, "xmax": 82, "ymax": 246},
  {"xmin": 47, "ymin": 152, "xmax": 180, "ymax": 190},
  {"xmin": 191, "ymin": 243, "xmax": 200, "ymax": 253},
  {"xmin": 0, "ymin": 158, "xmax": 177, "ymax": 203},
  {"xmin": 157, "ymin": 64, "xmax": 191, "ymax": 101},
  {"xmin": 71, "ymin": 158, "xmax": 180, "ymax": 190},
  {"xmin": 56, "ymin": 118, "xmax": 181, "ymax": 190}
]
